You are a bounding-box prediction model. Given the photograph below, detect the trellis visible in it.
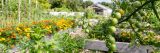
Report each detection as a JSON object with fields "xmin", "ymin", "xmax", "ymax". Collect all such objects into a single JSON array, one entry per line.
[{"xmin": 0, "ymin": 0, "xmax": 46, "ymax": 28}]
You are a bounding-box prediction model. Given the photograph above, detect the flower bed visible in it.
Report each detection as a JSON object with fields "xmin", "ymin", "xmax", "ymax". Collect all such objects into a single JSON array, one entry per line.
[{"xmin": 0, "ymin": 18, "xmax": 74, "ymax": 48}]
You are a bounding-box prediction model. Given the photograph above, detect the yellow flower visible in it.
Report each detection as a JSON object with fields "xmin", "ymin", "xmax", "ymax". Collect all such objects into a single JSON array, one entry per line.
[
  {"xmin": 56, "ymin": 19, "xmax": 73, "ymax": 30},
  {"xmin": 46, "ymin": 25, "xmax": 52, "ymax": 30},
  {"xmin": 24, "ymin": 28, "xmax": 31, "ymax": 32},
  {"xmin": 16, "ymin": 27, "xmax": 21, "ymax": 31},
  {"xmin": 1, "ymin": 38, "xmax": 5, "ymax": 40},
  {"xmin": 26, "ymin": 33, "xmax": 30, "ymax": 38},
  {"xmin": 0, "ymin": 38, "xmax": 5, "ymax": 41}
]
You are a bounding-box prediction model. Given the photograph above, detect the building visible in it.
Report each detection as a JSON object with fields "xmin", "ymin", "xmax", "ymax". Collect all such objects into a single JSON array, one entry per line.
[
  {"xmin": 90, "ymin": 4, "xmax": 112, "ymax": 17},
  {"xmin": 83, "ymin": 0, "xmax": 112, "ymax": 3}
]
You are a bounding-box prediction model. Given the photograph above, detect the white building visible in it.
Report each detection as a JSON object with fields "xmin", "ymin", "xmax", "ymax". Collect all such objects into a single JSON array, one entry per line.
[
  {"xmin": 49, "ymin": 12, "xmax": 85, "ymax": 16},
  {"xmin": 91, "ymin": 4, "xmax": 112, "ymax": 17}
]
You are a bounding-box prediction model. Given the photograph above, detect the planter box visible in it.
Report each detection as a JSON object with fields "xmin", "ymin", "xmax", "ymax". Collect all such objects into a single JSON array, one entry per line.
[{"xmin": 84, "ymin": 39, "xmax": 154, "ymax": 53}]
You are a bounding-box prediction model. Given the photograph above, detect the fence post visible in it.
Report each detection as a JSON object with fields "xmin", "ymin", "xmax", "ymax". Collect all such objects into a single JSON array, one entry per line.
[
  {"xmin": 18, "ymin": 0, "xmax": 21, "ymax": 23},
  {"xmin": 28, "ymin": 0, "xmax": 31, "ymax": 20}
]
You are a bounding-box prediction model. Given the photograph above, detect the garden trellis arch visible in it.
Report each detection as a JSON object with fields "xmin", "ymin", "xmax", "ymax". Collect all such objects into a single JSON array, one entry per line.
[
  {"xmin": 0, "ymin": 0, "xmax": 41, "ymax": 23},
  {"xmin": 0, "ymin": 0, "xmax": 45, "ymax": 28}
]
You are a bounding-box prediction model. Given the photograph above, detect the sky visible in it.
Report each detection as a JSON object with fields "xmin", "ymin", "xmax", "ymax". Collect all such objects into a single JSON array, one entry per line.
[{"xmin": 83, "ymin": 0, "xmax": 112, "ymax": 3}]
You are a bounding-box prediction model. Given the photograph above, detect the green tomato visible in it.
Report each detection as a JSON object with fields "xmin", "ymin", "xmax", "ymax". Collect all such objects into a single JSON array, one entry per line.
[
  {"xmin": 108, "ymin": 36, "xmax": 116, "ymax": 44},
  {"xmin": 110, "ymin": 18, "xmax": 118, "ymax": 26},
  {"xmin": 85, "ymin": 29, "xmax": 90, "ymax": 33},
  {"xmin": 110, "ymin": 44, "xmax": 117, "ymax": 51},
  {"xmin": 113, "ymin": 12, "xmax": 121, "ymax": 19},
  {"xmin": 88, "ymin": 22, "xmax": 93, "ymax": 27},
  {"xmin": 117, "ymin": 9, "xmax": 125, "ymax": 16},
  {"xmin": 108, "ymin": 26, "xmax": 116, "ymax": 33}
]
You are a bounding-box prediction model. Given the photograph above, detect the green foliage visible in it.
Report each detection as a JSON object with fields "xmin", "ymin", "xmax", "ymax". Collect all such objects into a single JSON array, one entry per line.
[
  {"xmin": 101, "ymin": 2, "xmax": 111, "ymax": 7},
  {"xmin": 85, "ymin": 8, "xmax": 95, "ymax": 18},
  {"xmin": 38, "ymin": 0, "xmax": 51, "ymax": 9},
  {"xmin": 59, "ymin": 33, "xmax": 84, "ymax": 53},
  {"xmin": 82, "ymin": 1, "xmax": 93, "ymax": 8},
  {"xmin": 110, "ymin": 0, "xmax": 160, "ymax": 48},
  {"xmin": 51, "ymin": 0, "xmax": 93, "ymax": 11},
  {"xmin": 50, "ymin": 0, "xmax": 63, "ymax": 8}
]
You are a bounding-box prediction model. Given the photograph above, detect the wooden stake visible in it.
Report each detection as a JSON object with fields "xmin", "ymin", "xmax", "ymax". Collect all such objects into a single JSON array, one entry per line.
[{"xmin": 18, "ymin": 0, "xmax": 21, "ymax": 23}]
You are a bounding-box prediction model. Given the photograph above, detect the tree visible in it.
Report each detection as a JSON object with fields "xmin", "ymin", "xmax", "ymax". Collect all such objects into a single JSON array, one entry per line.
[
  {"xmin": 50, "ymin": 0, "xmax": 63, "ymax": 8},
  {"xmin": 38, "ymin": 0, "xmax": 51, "ymax": 9},
  {"xmin": 101, "ymin": 2, "xmax": 110, "ymax": 6},
  {"xmin": 82, "ymin": 1, "xmax": 93, "ymax": 8},
  {"xmin": 50, "ymin": 0, "xmax": 84, "ymax": 11},
  {"xmin": 66, "ymin": 0, "xmax": 83, "ymax": 11}
]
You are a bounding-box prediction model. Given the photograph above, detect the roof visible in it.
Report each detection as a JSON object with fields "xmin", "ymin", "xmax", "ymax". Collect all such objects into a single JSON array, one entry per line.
[
  {"xmin": 83, "ymin": 0, "xmax": 112, "ymax": 3},
  {"xmin": 92, "ymin": 4, "xmax": 111, "ymax": 10}
]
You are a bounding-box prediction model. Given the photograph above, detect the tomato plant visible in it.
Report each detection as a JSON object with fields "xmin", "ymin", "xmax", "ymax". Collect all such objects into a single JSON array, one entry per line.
[{"xmin": 112, "ymin": 0, "xmax": 160, "ymax": 47}]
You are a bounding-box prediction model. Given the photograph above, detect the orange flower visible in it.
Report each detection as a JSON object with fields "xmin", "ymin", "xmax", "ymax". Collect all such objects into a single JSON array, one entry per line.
[
  {"xmin": 32, "ymin": 21, "xmax": 39, "ymax": 25},
  {"xmin": 0, "ymin": 28, "xmax": 3, "ymax": 32},
  {"xmin": 11, "ymin": 33, "xmax": 16, "ymax": 39}
]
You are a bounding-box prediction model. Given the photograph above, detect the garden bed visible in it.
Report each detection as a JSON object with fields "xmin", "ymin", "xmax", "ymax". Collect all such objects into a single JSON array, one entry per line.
[{"xmin": 84, "ymin": 39, "xmax": 154, "ymax": 53}]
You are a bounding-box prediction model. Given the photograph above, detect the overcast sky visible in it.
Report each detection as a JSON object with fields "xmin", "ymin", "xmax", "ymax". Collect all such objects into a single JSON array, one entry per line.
[{"xmin": 83, "ymin": 0, "xmax": 112, "ymax": 3}]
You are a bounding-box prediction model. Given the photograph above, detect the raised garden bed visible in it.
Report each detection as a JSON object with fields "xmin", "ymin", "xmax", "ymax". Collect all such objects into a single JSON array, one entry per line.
[{"xmin": 84, "ymin": 39, "xmax": 154, "ymax": 53}]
